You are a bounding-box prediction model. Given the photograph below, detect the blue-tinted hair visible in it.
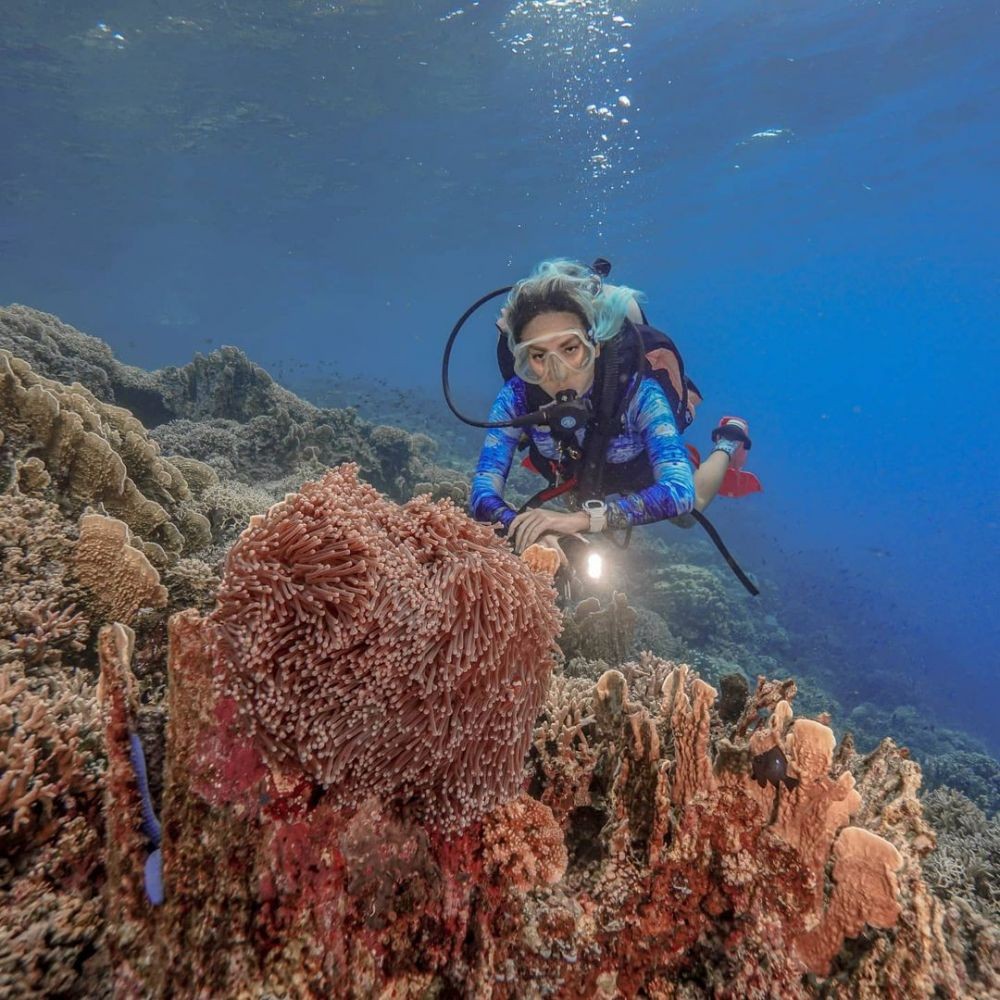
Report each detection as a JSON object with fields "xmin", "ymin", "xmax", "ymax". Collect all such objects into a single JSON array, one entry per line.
[{"xmin": 504, "ymin": 258, "xmax": 644, "ymax": 348}]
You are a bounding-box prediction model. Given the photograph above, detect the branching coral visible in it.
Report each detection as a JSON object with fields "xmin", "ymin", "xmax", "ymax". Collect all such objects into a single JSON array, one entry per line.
[
  {"xmin": 0, "ymin": 495, "xmax": 83, "ymax": 645},
  {"xmin": 922, "ymin": 787, "xmax": 1000, "ymax": 922},
  {"xmin": 9, "ymin": 598, "xmax": 87, "ymax": 669},
  {"xmin": 0, "ymin": 493, "xmax": 106, "ymax": 943},
  {"xmin": 0, "ymin": 815, "xmax": 107, "ymax": 998},
  {"xmin": 0, "ymin": 666, "xmax": 102, "ymax": 853},
  {"xmin": 211, "ymin": 462, "xmax": 561, "ymax": 832},
  {"xmin": 0, "ymin": 491, "xmax": 131, "ymax": 999}
]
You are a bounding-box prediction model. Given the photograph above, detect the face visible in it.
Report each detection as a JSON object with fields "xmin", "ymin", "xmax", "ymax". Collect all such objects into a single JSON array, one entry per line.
[{"xmin": 517, "ymin": 311, "xmax": 598, "ymax": 397}]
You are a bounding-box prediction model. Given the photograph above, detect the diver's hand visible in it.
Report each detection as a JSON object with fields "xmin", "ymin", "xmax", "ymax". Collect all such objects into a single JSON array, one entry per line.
[{"xmin": 509, "ymin": 508, "xmax": 588, "ymax": 554}]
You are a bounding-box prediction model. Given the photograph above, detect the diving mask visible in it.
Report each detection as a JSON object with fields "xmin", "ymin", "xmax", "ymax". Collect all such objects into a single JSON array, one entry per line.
[{"xmin": 512, "ymin": 328, "xmax": 597, "ymax": 385}]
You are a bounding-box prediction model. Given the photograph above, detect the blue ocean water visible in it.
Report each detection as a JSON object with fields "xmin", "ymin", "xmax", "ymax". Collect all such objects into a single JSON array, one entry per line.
[{"xmin": 1, "ymin": 1, "xmax": 997, "ymax": 749}]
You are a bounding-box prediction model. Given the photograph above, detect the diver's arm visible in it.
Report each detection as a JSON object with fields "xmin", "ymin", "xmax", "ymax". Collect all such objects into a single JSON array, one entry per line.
[
  {"xmin": 605, "ymin": 378, "xmax": 695, "ymax": 529},
  {"xmin": 469, "ymin": 381, "xmax": 523, "ymax": 529},
  {"xmin": 669, "ymin": 450, "xmax": 731, "ymax": 529},
  {"xmin": 693, "ymin": 449, "xmax": 731, "ymax": 512}
]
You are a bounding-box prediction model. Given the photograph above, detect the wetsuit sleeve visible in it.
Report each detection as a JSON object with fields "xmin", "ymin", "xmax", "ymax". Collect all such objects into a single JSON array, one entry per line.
[
  {"xmin": 469, "ymin": 381, "xmax": 523, "ymax": 528},
  {"xmin": 606, "ymin": 377, "xmax": 695, "ymax": 528}
]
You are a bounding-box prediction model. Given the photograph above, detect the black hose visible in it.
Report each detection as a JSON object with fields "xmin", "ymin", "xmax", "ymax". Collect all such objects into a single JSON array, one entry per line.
[
  {"xmin": 441, "ymin": 285, "xmax": 517, "ymax": 429},
  {"xmin": 690, "ymin": 510, "xmax": 760, "ymax": 596}
]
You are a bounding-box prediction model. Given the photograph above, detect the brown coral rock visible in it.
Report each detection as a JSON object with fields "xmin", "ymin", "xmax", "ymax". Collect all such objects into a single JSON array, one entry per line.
[
  {"xmin": 74, "ymin": 513, "xmax": 168, "ymax": 625},
  {"xmin": 559, "ymin": 591, "xmax": 638, "ymax": 664},
  {"xmin": 14, "ymin": 455, "xmax": 50, "ymax": 494}
]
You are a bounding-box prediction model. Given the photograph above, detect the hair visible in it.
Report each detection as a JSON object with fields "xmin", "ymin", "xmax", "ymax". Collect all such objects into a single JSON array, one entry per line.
[{"xmin": 504, "ymin": 258, "xmax": 644, "ymax": 349}]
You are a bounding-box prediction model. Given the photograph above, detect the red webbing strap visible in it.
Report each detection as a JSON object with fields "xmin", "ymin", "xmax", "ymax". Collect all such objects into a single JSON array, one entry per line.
[{"xmin": 519, "ymin": 475, "xmax": 579, "ymax": 513}]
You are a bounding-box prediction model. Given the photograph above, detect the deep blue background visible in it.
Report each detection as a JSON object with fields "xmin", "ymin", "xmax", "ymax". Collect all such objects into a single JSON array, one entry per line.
[{"xmin": 1, "ymin": 0, "xmax": 997, "ymax": 748}]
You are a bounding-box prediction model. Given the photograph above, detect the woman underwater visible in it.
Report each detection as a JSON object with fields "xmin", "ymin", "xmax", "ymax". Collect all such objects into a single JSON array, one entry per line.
[{"xmin": 469, "ymin": 259, "xmax": 752, "ymax": 560}]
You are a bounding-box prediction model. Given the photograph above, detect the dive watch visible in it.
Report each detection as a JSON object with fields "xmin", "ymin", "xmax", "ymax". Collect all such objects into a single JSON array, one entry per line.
[{"xmin": 582, "ymin": 499, "xmax": 607, "ymax": 534}]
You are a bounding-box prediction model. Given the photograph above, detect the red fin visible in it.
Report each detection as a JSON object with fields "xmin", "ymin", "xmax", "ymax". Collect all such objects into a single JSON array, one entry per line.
[
  {"xmin": 720, "ymin": 468, "xmax": 763, "ymax": 498},
  {"xmin": 521, "ymin": 454, "xmax": 539, "ymax": 474}
]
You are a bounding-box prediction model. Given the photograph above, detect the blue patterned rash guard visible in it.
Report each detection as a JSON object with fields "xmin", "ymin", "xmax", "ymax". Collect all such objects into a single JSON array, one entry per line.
[{"xmin": 470, "ymin": 374, "xmax": 696, "ymax": 531}]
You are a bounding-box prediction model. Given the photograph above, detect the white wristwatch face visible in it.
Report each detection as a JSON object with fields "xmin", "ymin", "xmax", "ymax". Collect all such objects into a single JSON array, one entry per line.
[{"xmin": 584, "ymin": 500, "xmax": 607, "ymax": 532}]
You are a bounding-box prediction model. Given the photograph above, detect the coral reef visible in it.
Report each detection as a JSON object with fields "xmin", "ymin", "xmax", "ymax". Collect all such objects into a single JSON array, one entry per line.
[
  {"xmin": 846, "ymin": 702, "xmax": 1000, "ymax": 814},
  {"xmin": 0, "ymin": 306, "xmax": 457, "ymax": 505},
  {"xmin": 0, "ymin": 305, "xmax": 131, "ymax": 404},
  {"xmin": 98, "ymin": 611, "xmax": 997, "ymax": 998},
  {"xmin": 0, "ymin": 306, "xmax": 308, "ymax": 427},
  {"xmin": 647, "ymin": 562, "xmax": 736, "ymax": 645},
  {"xmin": 412, "ymin": 462, "xmax": 472, "ymax": 506},
  {"xmin": 922, "ymin": 752, "xmax": 1000, "ymax": 816},
  {"xmin": 845, "ymin": 737, "xmax": 1000, "ymax": 995},
  {"xmin": 13, "ymin": 307, "xmax": 425, "ymax": 498},
  {"xmin": 2, "ymin": 308, "xmax": 997, "ymax": 997},
  {"xmin": 623, "ymin": 535, "xmax": 796, "ymax": 696}
]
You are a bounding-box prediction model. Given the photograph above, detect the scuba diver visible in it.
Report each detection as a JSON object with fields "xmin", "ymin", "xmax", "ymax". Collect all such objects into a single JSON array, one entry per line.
[{"xmin": 442, "ymin": 257, "xmax": 761, "ymax": 595}]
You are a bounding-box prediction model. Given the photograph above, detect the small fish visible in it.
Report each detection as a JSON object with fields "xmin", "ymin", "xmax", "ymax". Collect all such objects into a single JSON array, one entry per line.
[
  {"xmin": 751, "ymin": 745, "xmax": 799, "ymax": 792},
  {"xmin": 747, "ymin": 127, "xmax": 793, "ymax": 141}
]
